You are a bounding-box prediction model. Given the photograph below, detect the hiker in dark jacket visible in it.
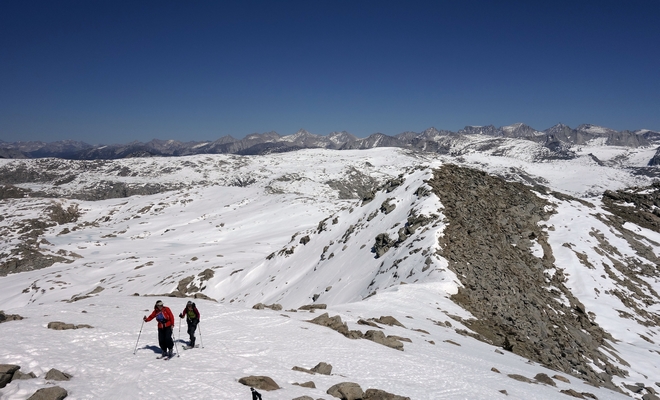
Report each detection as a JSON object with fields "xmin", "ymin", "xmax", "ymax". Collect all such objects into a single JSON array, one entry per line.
[
  {"xmin": 144, "ymin": 300, "xmax": 175, "ymax": 357},
  {"xmin": 179, "ymin": 301, "xmax": 200, "ymax": 348},
  {"xmin": 250, "ymin": 387, "xmax": 262, "ymax": 400}
]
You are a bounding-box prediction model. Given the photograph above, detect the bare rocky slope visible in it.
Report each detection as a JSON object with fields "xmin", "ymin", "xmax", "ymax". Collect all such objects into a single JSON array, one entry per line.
[{"xmin": 429, "ymin": 165, "xmax": 628, "ymax": 389}]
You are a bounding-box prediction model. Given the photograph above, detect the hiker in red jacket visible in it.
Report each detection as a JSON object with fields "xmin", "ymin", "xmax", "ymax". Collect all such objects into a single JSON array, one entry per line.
[
  {"xmin": 144, "ymin": 300, "xmax": 175, "ymax": 358},
  {"xmin": 179, "ymin": 301, "xmax": 200, "ymax": 348}
]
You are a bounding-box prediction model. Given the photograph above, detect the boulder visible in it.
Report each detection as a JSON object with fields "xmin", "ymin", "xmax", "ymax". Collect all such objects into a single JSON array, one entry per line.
[
  {"xmin": 293, "ymin": 381, "xmax": 316, "ymax": 388},
  {"xmin": 534, "ymin": 373, "xmax": 556, "ymax": 386},
  {"xmin": 47, "ymin": 322, "xmax": 93, "ymax": 330},
  {"xmin": 293, "ymin": 361, "xmax": 332, "ymax": 375},
  {"xmin": 311, "ymin": 362, "xmax": 332, "ymax": 375},
  {"xmin": 364, "ymin": 330, "xmax": 404, "ymax": 351},
  {"xmin": 238, "ymin": 375, "xmax": 280, "ymax": 391},
  {"xmin": 0, "ymin": 373, "xmax": 12, "ymax": 389},
  {"xmin": 45, "ymin": 368, "xmax": 72, "ymax": 381},
  {"xmin": 507, "ymin": 374, "xmax": 532, "ymax": 383},
  {"xmin": 327, "ymin": 382, "xmax": 364, "ymax": 400},
  {"xmin": 364, "ymin": 388, "xmax": 411, "ymax": 400},
  {"xmin": 372, "ymin": 316, "xmax": 405, "ymax": 328},
  {"xmin": 0, "ymin": 364, "xmax": 20, "ymax": 388},
  {"xmin": 13, "ymin": 370, "xmax": 37, "ymax": 380},
  {"xmin": 27, "ymin": 386, "xmax": 68, "ymax": 400},
  {"xmin": 0, "ymin": 364, "xmax": 20, "ymax": 375},
  {"xmin": 299, "ymin": 304, "xmax": 327, "ymax": 311},
  {"xmin": 0, "ymin": 311, "xmax": 24, "ymax": 323}
]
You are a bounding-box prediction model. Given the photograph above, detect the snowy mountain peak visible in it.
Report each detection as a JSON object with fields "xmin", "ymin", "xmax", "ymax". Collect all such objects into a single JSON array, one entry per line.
[{"xmin": 576, "ymin": 124, "xmax": 617, "ymax": 135}]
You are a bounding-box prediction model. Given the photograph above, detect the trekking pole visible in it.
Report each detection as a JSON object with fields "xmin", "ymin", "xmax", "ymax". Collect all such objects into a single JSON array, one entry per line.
[
  {"xmin": 133, "ymin": 320, "xmax": 144, "ymax": 355},
  {"xmin": 172, "ymin": 330, "xmax": 180, "ymax": 357},
  {"xmin": 198, "ymin": 321, "xmax": 204, "ymax": 348},
  {"xmin": 178, "ymin": 315, "xmax": 182, "ymax": 342}
]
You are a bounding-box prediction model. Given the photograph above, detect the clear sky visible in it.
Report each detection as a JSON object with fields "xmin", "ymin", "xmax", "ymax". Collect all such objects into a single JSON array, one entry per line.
[{"xmin": 1, "ymin": 0, "xmax": 659, "ymax": 145}]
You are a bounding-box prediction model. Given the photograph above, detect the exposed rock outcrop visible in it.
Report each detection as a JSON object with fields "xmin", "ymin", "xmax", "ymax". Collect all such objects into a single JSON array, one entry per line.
[{"xmin": 428, "ymin": 164, "xmax": 625, "ymax": 388}]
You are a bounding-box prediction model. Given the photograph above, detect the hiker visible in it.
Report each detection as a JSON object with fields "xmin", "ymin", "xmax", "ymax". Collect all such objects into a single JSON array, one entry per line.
[
  {"xmin": 179, "ymin": 300, "xmax": 200, "ymax": 348},
  {"xmin": 144, "ymin": 300, "xmax": 175, "ymax": 358},
  {"xmin": 250, "ymin": 387, "xmax": 262, "ymax": 400}
]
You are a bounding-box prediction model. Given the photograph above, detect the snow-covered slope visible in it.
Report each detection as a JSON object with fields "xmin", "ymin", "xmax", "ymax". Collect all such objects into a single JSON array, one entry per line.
[{"xmin": 1, "ymin": 147, "xmax": 659, "ymax": 399}]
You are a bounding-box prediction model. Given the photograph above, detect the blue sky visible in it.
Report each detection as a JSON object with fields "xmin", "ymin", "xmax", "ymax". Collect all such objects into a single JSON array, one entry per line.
[{"xmin": 1, "ymin": 1, "xmax": 659, "ymax": 144}]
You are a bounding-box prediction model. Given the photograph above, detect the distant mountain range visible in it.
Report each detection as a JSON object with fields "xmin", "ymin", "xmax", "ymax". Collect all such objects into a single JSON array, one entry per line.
[{"xmin": 1, "ymin": 123, "xmax": 660, "ymax": 162}]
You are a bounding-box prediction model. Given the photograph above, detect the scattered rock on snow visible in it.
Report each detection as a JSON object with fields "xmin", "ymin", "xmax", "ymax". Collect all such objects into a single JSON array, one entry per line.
[
  {"xmin": 310, "ymin": 362, "xmax": 332, "ymax": 375},
  {"xmin": 292, "ymin": 381, "xmax": 316, "ymax": 388},
  {"xmin": 47, "ymin": 321, "xmax": 93, "ymax": 330},
  {"xmin": 364, "ymin": 330, "xmax": 404, "ymax": 351},
  {"xmin": 559, "ymin": 388, "xmax": 598, "ymax": 399},
  {"xmin": 0, "ymin": 310, "xmax": 24, "ymax": 323},
  {"xmin": 252, "ymin": 303, "xmax": 282, "ymax": 311},
  {"xmin": 534, "ymin": 373, "xmax": 556, "ymax": 386},
  {"xmin": 26, "ymin": 386, "xmax": 68, "ymax": 400},
  {"xmin": 45, "ymin": 368, "xmax": 72, "ymax": 381},
  {"xmin": 327, "ymin": 382, "xmax": 364, "ymax": 400},
  {"xmin": 299, "ymin": 303, "xmax": 327, "ymax": 311},
  {"xmin": 0, "ymin": 364, "xmax": 20, "ymax": 388},
  {"xmin": 507, "ymin": 374, "xmax": 532, "ymax": 383},
  {"xmin": 364, "ymin": 388, "xmax": 411, "ymax": 400},
  {"xmin": 308, "ymin": 312, "xmax": 363, "ymax": 339},
  {"xmin": 292, "ymin": 362, "xmax": 332, "ymax": 375},
  {"xmin": 238, "ymin": 375, "xmax": 280, "ymax": 391},
  {"xmin": 370, "ymin": 316, "xmax": 405, "ymax": 328},
  {"xmin": 13, "ymin": 369, "xmax": 37, "ymax": 380}
]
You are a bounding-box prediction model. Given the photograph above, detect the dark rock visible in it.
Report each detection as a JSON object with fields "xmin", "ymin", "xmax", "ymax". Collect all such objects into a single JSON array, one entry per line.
[
  {"xmin": 327, "ymin": 382, "xmax": 364, "ymax": 400},
  {"xmin": 299, "ymin": 304, "xmax": 327, "ymax": 311},
  {"xmin": 311, "ymin": 362, "xmax": 332, "ymax": 375},
  {"xmin": 0, "ymin": 311, "xmax": 24, "ymax": 323},
  {"xmin": 534, "ymin": 373, "xmax": 556, "ymax": 386},
  {"xmin": 357, "ymin": 319, "xmax": 381, "ymax": 328},
  {"xmin": 27, "ymin": 386, "xmax": 68, "ymax": 400},
  {"xmin": 0, "ymin": 373, "xmax": 12, "ymax": 389},
  {"xmin": 308, "ymin": 313, "xmax": 362, "ymax": 339},
  {"xmin": 0, "ymin": 364, "xmax": 21, "ymax": 375},
  {"xmin": 238, "ymin": 375, "xmax": 280, "ymax": 391},
  {"xmin": 507, "ymin": 374, "xmax": 532, "ymax": 383},
  {"xmin": 372, "ymin": 316, "xmax": 405, "ymax": 328},
  {"xmin": 44, "ymin": 368, "xmax": 72, "ymax": 381},
  {"xmin": 364, "ymin": 330, "xmax": 404, "ymax": 351},
  {"xmin": 623, "ymin": 383, "xmax": 645, "ymax": 393},
  {"xmin": 13, "ymin": 370, "xmax": 37, "ymax": 380},
  {"xmin": 47, "ymin": 322, "xmax": 93, "ymax": 330},
  {"xmin": 293, "ymin": 381, "xmax": 316, "ymax": 388},
  {"xmin": 252, "ymin": 303, "xmax": 282, "ymax": 311},
  {"xmin": 559, "ymin": 389, "xmax": 587, "ymax": 399},
  {"xmin": 364, "ymin": 388, "xmax": 411, "ymax": 399}
]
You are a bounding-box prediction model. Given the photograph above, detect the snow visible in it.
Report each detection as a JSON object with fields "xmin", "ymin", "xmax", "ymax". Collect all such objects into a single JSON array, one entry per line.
[
  {"xmin": 0, "ymin": 147, "xmax": 658, "ymax": 399},
  {"xmin": 0, "ymin": 293, "xmax": 632, "ymax": 400}
]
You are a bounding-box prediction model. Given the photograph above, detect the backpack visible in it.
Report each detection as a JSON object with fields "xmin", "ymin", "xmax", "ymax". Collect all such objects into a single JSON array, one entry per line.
[{"xmin": 156, "ymin": 312, "xmax": 167, "ymax": 323}]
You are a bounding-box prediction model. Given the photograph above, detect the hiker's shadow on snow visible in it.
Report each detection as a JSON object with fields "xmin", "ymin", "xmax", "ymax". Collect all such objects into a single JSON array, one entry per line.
[{"xmin": 140, "ymin": 345, "xmax": 163, "ymax": 354}]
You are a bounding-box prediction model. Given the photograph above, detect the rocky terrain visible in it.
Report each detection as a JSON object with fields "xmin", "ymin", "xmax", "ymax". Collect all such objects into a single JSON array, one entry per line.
[{"xmin": 0, "ymin": 141, "xmax": 659, "ymax": 398}]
